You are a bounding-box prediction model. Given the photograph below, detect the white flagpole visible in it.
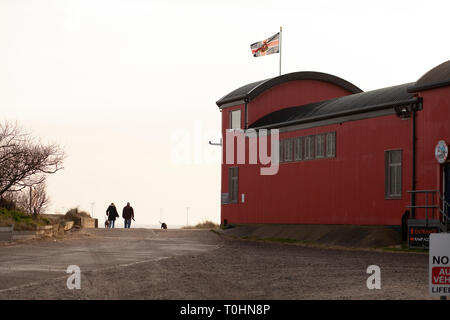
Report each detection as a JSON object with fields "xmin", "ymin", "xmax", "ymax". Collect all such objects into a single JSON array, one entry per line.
[{"xmin": 279, "ymin": 26, "xmax": 282, "ymax": 76}]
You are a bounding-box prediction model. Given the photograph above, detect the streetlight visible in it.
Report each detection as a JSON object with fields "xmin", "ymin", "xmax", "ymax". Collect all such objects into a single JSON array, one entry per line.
[
  {"xmin": 186, "ymin": 207, "xmax": 190, "ymax": 227},
  {"xmin": 90, "ymin": 202, "xmax": 95, "ymax": 218}
]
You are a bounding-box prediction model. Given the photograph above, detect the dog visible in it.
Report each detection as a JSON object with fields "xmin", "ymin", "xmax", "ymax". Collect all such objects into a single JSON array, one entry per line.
[
  {"xmin": 104, "ymin": 217, "xmax": 110, "ymax": 228},
  {"xmin": 160, "ymin": 222, "xmax": 167, "ymax": 229}
]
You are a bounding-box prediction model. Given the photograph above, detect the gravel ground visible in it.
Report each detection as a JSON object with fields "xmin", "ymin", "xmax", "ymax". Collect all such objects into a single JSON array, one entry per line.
[{"xmin": 0, "ymin": 229, "xmax": 430, "ymax": 299}]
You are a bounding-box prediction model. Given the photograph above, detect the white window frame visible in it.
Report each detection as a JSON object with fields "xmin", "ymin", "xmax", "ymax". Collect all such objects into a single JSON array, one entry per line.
[
  {"xmin": 304, "ymin": 135, "xmax": 315, "ymax": 160},
  {"xmin": 385, "ymin": 149, "xmax": 402, "ymax": 199},
  {"xmin": 315, "ymin": 134, "xmax": 325, "ymax": 159},
  {"xmin": 229, "ymin": 167, "xmax": 239, "ymax": 203},
  {"xmin": 279, "ymin": 139, "xmax": 284, "ymax": 163},
  {"xmin": 229, "ymin": 110, "xmax": 241, "ymax": 129},
  {"xmin": 294, "ymin": 136, "xmax": 303, "ymax": 161},
  {"xmin": 326, "ymin": 132, "xmax": 336, "ymax": 158},
  {"xmin": 284, "ymin": 139, "xmax": 293, "ymax": 162}
]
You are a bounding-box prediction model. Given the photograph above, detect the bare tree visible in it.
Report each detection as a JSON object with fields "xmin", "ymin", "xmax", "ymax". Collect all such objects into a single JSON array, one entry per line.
[
  {"xmin": 32, "ymin": 182, "xmax": 49, "ymax": 215},
  {"xmin": 3, "ymin": 182, "xmax": 49, "ymax": 215},
  {"xmin": 0, "ymin": 121, "xmax": 64, "ymax": 198},
  {"xmin": 13, "ymin": 181, "xmax": 50, "ymax": 215}
]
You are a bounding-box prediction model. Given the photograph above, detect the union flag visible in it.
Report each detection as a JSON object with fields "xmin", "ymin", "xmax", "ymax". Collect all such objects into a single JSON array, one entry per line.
[{"xmin": 250, "ymin": 32, "xmax": 280, "ymax": 57}]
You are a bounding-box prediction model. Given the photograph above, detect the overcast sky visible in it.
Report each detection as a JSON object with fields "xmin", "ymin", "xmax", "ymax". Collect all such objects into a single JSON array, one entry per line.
[{"xmin": 0, "ymin": 0, "xmax": 449, "ymax": 226}]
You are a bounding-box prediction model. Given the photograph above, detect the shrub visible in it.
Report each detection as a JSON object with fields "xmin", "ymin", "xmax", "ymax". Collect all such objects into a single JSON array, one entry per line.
[
  {"xmin": 0, "ymin": 197, "xmax": 17, "ymax": 211},
  {"xmin": 195, "ymin": 220, "xmax": 219, "ymax": 229},
  {"xmin": 183, "ymin": 220, "xmax": 220, "ymax": 229},
  {"xmin": 65, "ymin": 207, "xmax": 90, "ymax": 220}
]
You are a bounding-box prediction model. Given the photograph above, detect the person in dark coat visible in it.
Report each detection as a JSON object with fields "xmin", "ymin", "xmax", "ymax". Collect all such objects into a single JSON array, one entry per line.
[
  {"xmin": 122, "ymin": 202, "xmax": 135, "ymax": 228},
  {"xmin": 401, "ymin": 210, "xmax": 410, "ymax": 242},
  {"xmin": 106, "ymin": 203, "xmax": 119, "ymax": 228}
]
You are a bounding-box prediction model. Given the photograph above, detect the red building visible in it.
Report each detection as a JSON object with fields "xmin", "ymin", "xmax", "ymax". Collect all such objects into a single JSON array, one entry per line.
[{"xmin": 216, "ymin": 61, "xmax": 450, "ymax": 229}]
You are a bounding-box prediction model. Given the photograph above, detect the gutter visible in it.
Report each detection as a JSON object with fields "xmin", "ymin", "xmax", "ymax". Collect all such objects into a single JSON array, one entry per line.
[
  {"xmin": 410, "ymin": 98, "xmax": 423, "ymax": 219},
  {"xmin": 249, "ymin": 98, "xmax": 419, "ymax": 130},
  {"xmin": 411, "ymin": 104, "xmax": 416, "ymax": 218},
  {"xmin": 244, "ymin": 99, "xmax": 248, "ymax": 129}
]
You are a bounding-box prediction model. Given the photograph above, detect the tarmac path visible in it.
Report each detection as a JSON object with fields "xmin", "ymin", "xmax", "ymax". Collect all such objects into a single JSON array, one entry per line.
[
  {"xmin": 0, "ymin": 228, "xmax": 221, "ymax": 297},
  {"xmin": 0, "ymin": 228, "xmax": 430, "ymax": 299}
]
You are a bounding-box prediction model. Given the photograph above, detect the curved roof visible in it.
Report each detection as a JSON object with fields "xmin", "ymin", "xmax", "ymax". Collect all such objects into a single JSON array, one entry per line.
[
  {"xmin": 408, "ymin": 60, "xmax": 450, "ymax": 93},
  {"xmin": 216, "ymin": 71, "xmax": 363, "ymax": 107},
  {"xmin": 249, "ymin": 83, "xmax": 417, "ymax": 129}
]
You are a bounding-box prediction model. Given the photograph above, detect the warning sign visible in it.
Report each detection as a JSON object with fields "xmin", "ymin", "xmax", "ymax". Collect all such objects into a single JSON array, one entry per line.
[
  {"xmin": 429, "ymin": 233, "xmax": 450, "ymax": 296},
  {"xmin": 432, "ymin": 267, "xmax": 450, "ymax": 284},
  {"xmin": 409, "ymin": 226, "xmax": 440, "ymax": 248}
]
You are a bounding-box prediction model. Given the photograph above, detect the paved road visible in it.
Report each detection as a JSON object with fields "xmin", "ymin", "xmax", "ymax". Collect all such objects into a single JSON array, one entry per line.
[
  {"xmin": 0, "ymin": 228, "xmax": 221, "ymax": 296},
  {"xmin": 0, "ymin": 228, "xmax": 430, "ymax": 299}
]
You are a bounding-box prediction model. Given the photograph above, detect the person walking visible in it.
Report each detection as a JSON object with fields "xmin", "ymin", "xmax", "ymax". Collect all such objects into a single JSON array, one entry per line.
[
  {"xmin": 122, "ymin": 202, "xmax": 135, "ymax": 228},
  {"xmin": 106, "ymin": 203, "xmax": 119, "ymax": 228}
]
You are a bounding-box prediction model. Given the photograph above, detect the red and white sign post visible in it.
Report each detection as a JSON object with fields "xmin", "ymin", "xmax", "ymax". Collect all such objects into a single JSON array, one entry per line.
[{"xmin": 430, "ymin": 233, "xmax": 450, "ymax": 299}]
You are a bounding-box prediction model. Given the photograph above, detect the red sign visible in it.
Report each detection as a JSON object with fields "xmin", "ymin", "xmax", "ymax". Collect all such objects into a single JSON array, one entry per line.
[{"xmin": 432, "ymin": 267, "xmax": 450, "ymax": 284}]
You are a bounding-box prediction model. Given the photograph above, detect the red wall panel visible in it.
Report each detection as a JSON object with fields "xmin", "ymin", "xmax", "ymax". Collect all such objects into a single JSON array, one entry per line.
[
  {"xmin": 415, "ymin": 86, "xmax": 450, "ymax": 219},
  {"xmin": 222, "ymin": 114, "xmax": 412, "ymax": 226},
  {"xmin": 247, "ymin": 80, "xmax": 354, "ymax": 126}
]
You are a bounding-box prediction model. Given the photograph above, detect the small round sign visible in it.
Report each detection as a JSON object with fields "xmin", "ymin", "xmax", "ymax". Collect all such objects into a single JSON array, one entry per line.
[{"xmin": 435, "ymin": 140, "xmax": 448, "ymax": 164}]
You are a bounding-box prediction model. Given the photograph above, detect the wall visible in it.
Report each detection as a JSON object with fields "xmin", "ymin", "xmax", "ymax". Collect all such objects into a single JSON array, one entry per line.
[
  {"xmin": 222, "ymin": 113, "xmax": 413, "ymax": 226},
  {"xmin": 220, "ymin": 81, "xmax": 450, "ymax": 226},
  {"xmin": 221, "ymin": 80, "xmax": 356, "ymax": 201},
  {"xmin": 247, "ymin": 79, "xmax": 354, "ymax": 126},
  {"xmin": 415, "ymin": 86, "xmax": 450, "ymax": 219}
]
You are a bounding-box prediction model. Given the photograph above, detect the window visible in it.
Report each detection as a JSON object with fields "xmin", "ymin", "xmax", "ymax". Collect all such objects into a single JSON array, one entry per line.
[
  {"xmin": 279, "ymin": 139, "xmax": 284, "ymax": 163},
  {"xmin": 326, "ymin": 132, "xmax": 336, "ymax": 158},
  {"xmin": 315, "ymin": 134, "xmax": 325, "ymax": 158},
  {"xmin": 385, "ymin": 150, "xmax": 402, "ymax": 199},
  {"xmin": 284, "ymin": 139, "xmax": 293, "ymax": 162},
  {"xmin": 279, "ymin": 132, "xmax": 335, "ymax": 164},
  {"xmin": 294, "ymin": 137, "xmax": 303, "ymax": 161},
  {"xmin": 229, "ymin": 110, "xmax": 241, "ymax": 129},
  {"xmin": 229, "ymin": 167, "xmax": 239, "ymax": 203},
  {"xmin": 304, "ymin": 135, "xmax": 315, "ymax": 160}
]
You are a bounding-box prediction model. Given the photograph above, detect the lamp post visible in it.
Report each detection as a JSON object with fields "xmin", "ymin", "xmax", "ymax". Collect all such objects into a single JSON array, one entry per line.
[
  {"xmin": 90, "ymin": 202, "xmax": 95, "ymax": 218},
  {"xmin": 186, "ymin": 207, "xmax": 190, "ymax": 227}
]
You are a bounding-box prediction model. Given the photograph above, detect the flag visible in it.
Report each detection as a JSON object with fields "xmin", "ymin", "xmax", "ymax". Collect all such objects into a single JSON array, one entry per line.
[{"xmin": 250, "ymin": 32, "xmax": 280, "ymax": 57}]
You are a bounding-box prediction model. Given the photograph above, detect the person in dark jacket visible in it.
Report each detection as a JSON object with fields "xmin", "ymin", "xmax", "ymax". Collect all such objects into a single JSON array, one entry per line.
[
  {"xmin": 122, "ymin": 202, "xmax": 135, "ymax": 228},
  {"xmin": 106, "ymin": 203, "xmax": 119, "ymax": 228},
  {"xmin": 401, "ymin": 210, "xmax": 410, "ymax": 242}
]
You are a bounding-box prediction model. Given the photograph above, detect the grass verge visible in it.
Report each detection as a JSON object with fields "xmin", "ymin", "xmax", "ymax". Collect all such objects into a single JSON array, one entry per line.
[
  {"xmin": 239, "ymin": 235, "xmax": 428, "ymax": 254},
  {"xmin": 241, "ymin": 236, "xmax": 314, "ymax": 245},
  {"xmin": 0, "ymin": 207, "xmax": 50, "ymax": 231},
  {"xmin": 378, "ymin": 244, "xmax": 428, "ymax": 254}
]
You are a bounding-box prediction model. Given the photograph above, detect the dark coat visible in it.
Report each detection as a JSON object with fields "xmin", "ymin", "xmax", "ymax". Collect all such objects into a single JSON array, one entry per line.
[
  {"xmin": 122, "ymin": 205, "xmax": 134, "ymax": 220},
  {"xmin": 106, "ymin": 205, "xmax": 119, "ymax": 221}
]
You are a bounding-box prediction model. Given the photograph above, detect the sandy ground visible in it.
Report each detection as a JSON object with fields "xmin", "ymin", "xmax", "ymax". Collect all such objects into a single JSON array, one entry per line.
[{"xmin": 0, "ymin": 228, "xmax": 430, "ymax": 299}]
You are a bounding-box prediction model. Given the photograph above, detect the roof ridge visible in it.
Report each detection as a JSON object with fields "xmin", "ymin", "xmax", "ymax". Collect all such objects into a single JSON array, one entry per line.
[{"xmin": 216, "ymin": 71, "xmax": 362, "ymax": 107}]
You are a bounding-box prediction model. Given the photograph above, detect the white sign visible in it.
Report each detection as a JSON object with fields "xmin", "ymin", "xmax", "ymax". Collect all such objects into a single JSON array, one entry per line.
[
  {"xmin": 435, "ymin": 140, "xmax": 448, "ymax": 164},
  {"xmin": 429, "ymin": 233, "xmax": 450, "ymax": 296}
]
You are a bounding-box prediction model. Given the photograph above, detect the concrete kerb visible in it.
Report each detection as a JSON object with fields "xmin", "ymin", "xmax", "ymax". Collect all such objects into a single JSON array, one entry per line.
[
  {"xmin": 0, "ymin": 224, "xmax": 13, "ymax": 242},
  {"xmin": 1, "ymin": 217, "xmax": 94, "ymax": 242},
  {"xmin": 220, "ymin": 224, "xmax": 415, "ymax": 253}
]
